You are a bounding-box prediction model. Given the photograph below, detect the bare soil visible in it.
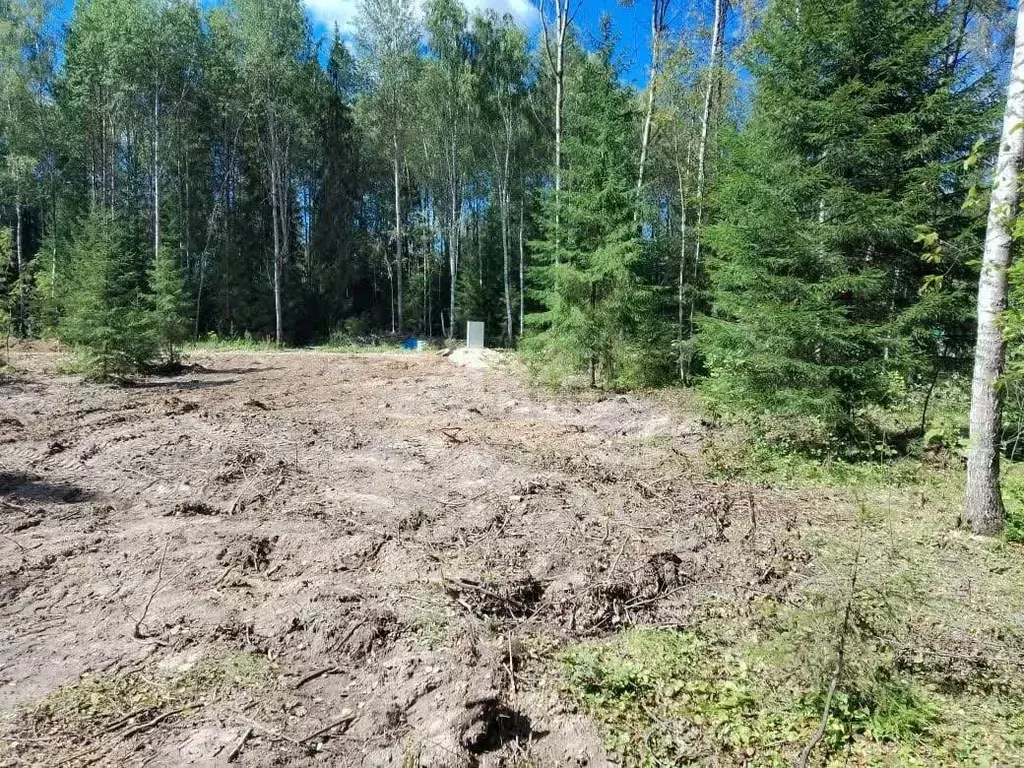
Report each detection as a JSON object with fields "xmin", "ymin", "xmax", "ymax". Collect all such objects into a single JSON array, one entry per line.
[{"xmin": 0, "ymin": 347, "xmax": 816, "ymax": 766}]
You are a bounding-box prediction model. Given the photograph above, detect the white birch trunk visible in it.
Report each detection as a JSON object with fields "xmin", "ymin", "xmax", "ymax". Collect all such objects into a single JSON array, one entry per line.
[
  {"xmin": 684, "ymin": 0, "xmax": 725, "ymax": 378},
  {"xmin": 554, "ymin": 17, "xmax": 563, "ymax": 266},
  {"xmin": 501, "ymin": 131, "xmax": 514, "ymax": 344},
  {"xmin": 449, "ymin": 186, "xmax": 458, "ymax": 337},
  {"xmin": 676, "ymin": 138, "xmax": 692, "ymax": 379},
  {"xmin": 15, "ymin": 195, "xmax": 24, "ymax": 334},
  {"xmin": 153, "ymin": 89, "xmax": 160, "ymax": 266},
  {"xmin": 393, "ymin": 132, "xmax": 404, "ymax": 332},
  {"xmin": 540, "ymin": 0, "xmax": 571, "ymax": 266},
  {"xmin": 636, "ymin": 0, "xmax": 668, "ymax": 206},
  {"xmin": 268, "ymin": 116, "xmax": 283, "ymax": 345},
  {"xmin": 964, "ymin": 2, "xmax": 1024, "ymax": 535},
  {"xmin": 519, "ymin": 203, "xmax": 525, "ymax": 338}
]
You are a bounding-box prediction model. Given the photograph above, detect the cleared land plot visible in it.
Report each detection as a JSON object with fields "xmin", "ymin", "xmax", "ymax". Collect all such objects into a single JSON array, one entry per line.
[{"xmin": 0, "ymin": 348, "xmax": 1021, "ymax": 766}]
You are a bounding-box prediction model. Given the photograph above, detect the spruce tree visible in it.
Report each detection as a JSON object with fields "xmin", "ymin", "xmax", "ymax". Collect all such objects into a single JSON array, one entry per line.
[
  {"xmin": 702, "ymin": 0, "xmax": 994, "ymax": 434},
  {"xmin": 148, "ymin": 246, "xmax": 190, "ymax": 365},
  {"xmin": 527, "ymin": 23, "xmax": 657, "ymax": 388},
  {"xmin": 59, "ymin": 211, "xmax": 156, "ymax": 378}
]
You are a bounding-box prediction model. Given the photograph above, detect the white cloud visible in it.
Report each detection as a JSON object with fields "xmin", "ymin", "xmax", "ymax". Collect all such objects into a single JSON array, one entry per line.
[
  {"xmin": 304, "ymin": 0, "xmax": 539, "ymax": 36},
  {"xmin": 461, "ymin": 0, "xmax": 539, "ymax": 26},
  {"xmin": 304, "ymin": 0, "xmax": 361, "ymax": 34}
]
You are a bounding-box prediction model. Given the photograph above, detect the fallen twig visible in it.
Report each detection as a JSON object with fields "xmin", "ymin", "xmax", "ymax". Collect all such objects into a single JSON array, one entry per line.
[
  {"xmin": 133, "ymin": 540, "xmax": 169, "ymax": 639},
  {"xmin": 99, "ymin": 705, "xmax": 159, "ymax": 735},
  {"xmin": 438, "ymin": 427, "xmax": 465, "ymax": 444},
  {"xmin": 120, "ymin": 705, "xmax": 191, "ymax": 739},
  {"xmin": 294, "ymin": 665, "xmax": 342, "ymax": 690},
  {"xmin": 228, "ymin": 457, "xmax": 275, "ymax": 514},
  {"xmin": 226, "ymin": 727, "xmax": 253, "ymax": 763},
  {"xmin": 795, "ymin": 525, "xmax": 863, "ymax": 768},
  {"xmin": 232, "ymin": 712, "xmax": 303, "ymax": 746},
  {"xmin": 301, "ymin": 713, "xmax": 356, "ymax": 743}
]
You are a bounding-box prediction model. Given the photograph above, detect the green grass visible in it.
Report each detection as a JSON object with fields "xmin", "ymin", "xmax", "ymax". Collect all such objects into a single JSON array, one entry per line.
[
  {"xmin": 562, "ymin": 626, "xmax": 1024, "ymax": 766},
  {"xmin": 184, "ymin": 332, "xmax": 421, "ymax": 354},
  {"xmin": 185, "ymin": 335, "xmax": 280, "ymax": 352}
]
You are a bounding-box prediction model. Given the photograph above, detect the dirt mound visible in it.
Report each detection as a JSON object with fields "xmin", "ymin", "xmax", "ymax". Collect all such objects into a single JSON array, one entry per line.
[{"xmin": 447, "ymin": 346, "xmax": 504, "ymax": 369}]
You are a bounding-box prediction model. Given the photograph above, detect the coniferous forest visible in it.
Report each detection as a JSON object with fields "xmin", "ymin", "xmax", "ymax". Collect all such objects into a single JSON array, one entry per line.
[{"xmin": 2, "ymin": 0, "xmax": 1024, "ymax": 526}]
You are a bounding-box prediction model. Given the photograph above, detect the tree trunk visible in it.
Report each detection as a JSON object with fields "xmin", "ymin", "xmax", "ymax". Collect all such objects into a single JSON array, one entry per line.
[
  {"xmin": 554, "ymin": 22, "xmax": 563, "ymax": 267},
  {"xmin": 676, "ymin": 139, "xmax": 691, "ymax": 380},
  {"xmin": 541, "ymin": 0, "xmax": 571, "ymax": 266},
  {"xmin": 15, "ymin": 195, "xmax": 24, "ymax": 336},
  {"xmin": 964, "ymin": 2, "xmax": 1024, "ymax": 536},
  {"xmin": 449, "ymin": 186, "xmax": 458, "ymax": 337},
  {"xmin": 393, "ymin": 132, "xmax": 403, "ymax": 332},
  {"xmin": 50, "ymin": 177, "xmax": 57, "ymax": 299},
  {"xmin": 269, "ymin": 117, "xmax": 284, "ymax": 346},
  {"xmin": 153, "ymin": 89, "xmax": 160, "ymax": 266},
  {"xmin": 501, "ymin": 142, "xmax": 514, "ymax": 345},
  {"xmin": 636, "ymin": 0, "xmax": 669, "ymax": 207},
  {"xmin": 685, "ymin": 0, "xmax": 725, "ymax": 377},
  {"xmin": 519, "ymin": 202, "xmax": 525, "ymax": 339}
]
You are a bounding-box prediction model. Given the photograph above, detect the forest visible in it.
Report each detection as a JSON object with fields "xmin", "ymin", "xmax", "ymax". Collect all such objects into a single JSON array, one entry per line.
[{"xmin": 1, "ymin": 0, "xmax": 1023, "ymax": 506}]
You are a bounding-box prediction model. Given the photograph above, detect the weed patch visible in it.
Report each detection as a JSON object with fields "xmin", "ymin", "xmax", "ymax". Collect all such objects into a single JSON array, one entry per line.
[{"xmin": 7, "ymin": 652, "xmax": 274, "ymax": 760}]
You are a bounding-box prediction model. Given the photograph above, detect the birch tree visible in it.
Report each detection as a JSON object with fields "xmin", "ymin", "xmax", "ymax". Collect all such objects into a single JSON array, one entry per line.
[
  {"xmin": 635, "ymin": 0, "xmax": 671, "ymax": 205},
  {"xmin": 472, "ymin": 11, "xmax": 528, "ymax": 344},
  {"xmin": 964, "ymin": 1, "xmax": 1024, "ymax": 536},
  {"xmin": 685, "ymin": 0, "xmax": 726, "ymax": 373},
  {"xmin": 236, "ymin": 0, "xmax": 309, "ymax": 345},
  {"xmin": 422, "ymin": 0, "xmax": 472, "ymax": 337},
  {"xmin": 1, "ymin": 0, "xmax": 52, "ymax": 335},
  {"xmin": 357, "ymin": 0, "xmax": 420, "ymax": 333},
  {"xmin": 537, "ymin": 0, "xmax": 577, "ymax": 265}
]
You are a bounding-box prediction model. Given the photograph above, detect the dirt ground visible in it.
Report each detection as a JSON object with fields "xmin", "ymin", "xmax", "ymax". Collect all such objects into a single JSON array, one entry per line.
[{"xmin": 0, "ymin": 346, "xmax": 816, "ymax": 767}]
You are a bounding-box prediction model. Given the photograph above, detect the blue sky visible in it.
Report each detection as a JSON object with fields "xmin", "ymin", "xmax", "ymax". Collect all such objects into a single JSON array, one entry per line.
[
  {"xmin": 51, "ymin": 0, "xmax": 670, "ymax": 86},
  {"xmin": 302, "ymin": 0, "xmax": 663, "ymax": 85}
]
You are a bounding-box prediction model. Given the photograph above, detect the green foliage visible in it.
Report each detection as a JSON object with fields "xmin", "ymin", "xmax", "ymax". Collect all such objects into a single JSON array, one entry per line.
[
  {"xmin": 58, "ymin": 211, "xmax": 156, "ymax": 379},
  {"xmin": 148, "ymin": 246, "xmax": 190, "ymax": 364},
  {"xmin": 30, "ymin": 243, "xmax": 64, "ymax": 339},
  {"xmin": 1001, "ymin": 255, "xmax": 1024, "ymax": 460},
  {"xmin": 563, "ymin": 629, "xmax": 800, "ymax": 765},
  {"xmin": 526, "ymin": 38, "xmax": 666, "ymax": 389},
  {"xmin": 701, "ymin": 0, "xmax": 993, "ymax": 434},
  {"xmin": 187, "ymin": 331, "xmax": 278, "ymax": 351},
  {"xmin": 998, "ymin": 470, "xmax": 1024, "ymax": 543}
]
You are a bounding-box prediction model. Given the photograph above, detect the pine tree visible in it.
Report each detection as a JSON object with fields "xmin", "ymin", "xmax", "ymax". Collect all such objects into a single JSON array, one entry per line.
[
  {"xmin": 702, "ymin": 0, "xmax": 995, "ymax": 434},
  {"xmin": 527, "ymin": 22, "xmax": 658, "ymax": 388},
  {"xmin": 148, "ymin": 246, "xmax": 189, "ymax": 365},
  {"xmin": 59, "ymin": 210, "xmax": 156, "ymax": 378}
]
